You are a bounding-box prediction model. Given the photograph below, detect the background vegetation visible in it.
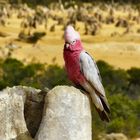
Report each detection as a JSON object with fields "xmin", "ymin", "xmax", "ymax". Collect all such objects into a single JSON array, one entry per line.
[
  {"xmin": 0, "ymin": 57, "xmax": 139, "ymax": 139},
  {"xmin": 8, "ymin": 0, "xmax": 140, "ymax": 5},
  {"xmin": 6, "ymin": 0, "xmax": 140, "ymax": 8}
]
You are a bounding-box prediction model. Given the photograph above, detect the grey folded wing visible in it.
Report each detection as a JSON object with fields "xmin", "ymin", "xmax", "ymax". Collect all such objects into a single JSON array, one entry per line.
[{"xmin": 79, "ymin": 51, "xmax": 110, "ymax": 113}]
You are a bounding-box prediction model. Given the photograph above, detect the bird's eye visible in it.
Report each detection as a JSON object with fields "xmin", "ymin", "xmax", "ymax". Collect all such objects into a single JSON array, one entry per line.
[{"xmin": 72, "ymin": 40, "xmax": 76, "ymax": 45}]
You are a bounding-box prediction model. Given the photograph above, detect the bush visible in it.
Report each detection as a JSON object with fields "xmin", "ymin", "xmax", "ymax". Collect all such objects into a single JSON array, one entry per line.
[
  {"xmin": 97, "ymin": 60, "xmax": 128, "ymax": 94},
  {"xmin": 2, "ymin": 58, "xmax": 24, "ymax": 87},
  {"xmin": 107, "ymin": 93, "xmax": 139, "ymax": 137},
  {"xmin": 127, "ymin": 68, "xmax": 140, "ymax": 85},
  {"xmin": 36, "ymin": 64, "xmax": 71, "ymax": 89}
]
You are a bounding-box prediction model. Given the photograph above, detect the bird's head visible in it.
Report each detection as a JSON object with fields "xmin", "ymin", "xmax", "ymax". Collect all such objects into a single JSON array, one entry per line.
[
  {"xmin": 64, "ymin": 25, "xmax": 80, "ymax": 44},
  {"xmin": 64, "ymin": 25, "xmax": 83, "ymax": 51}
]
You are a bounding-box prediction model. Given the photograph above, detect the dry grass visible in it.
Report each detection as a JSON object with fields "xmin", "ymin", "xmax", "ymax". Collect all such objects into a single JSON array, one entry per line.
[{"xmin": 0, "ymin": 8, "xmax": 140, "ymax": 70}]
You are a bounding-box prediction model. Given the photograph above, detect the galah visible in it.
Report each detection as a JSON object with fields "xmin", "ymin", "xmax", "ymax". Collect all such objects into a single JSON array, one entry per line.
[{"xmin": 63, "ymin": 25, "xmax": 110, "ymax": 122}]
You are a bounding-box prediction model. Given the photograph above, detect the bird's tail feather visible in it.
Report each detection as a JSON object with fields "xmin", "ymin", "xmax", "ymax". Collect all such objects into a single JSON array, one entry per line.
[
  {"xmin": 89, "ymin": 91, "xmax": 110, "ymax": 122},
  {"xmin": 100, "ymin": 96, "xmax": 110, "ymax": 113},
  {"xmin": 95, "ymin": 107, "xmax": 110, "ymax": 122}
]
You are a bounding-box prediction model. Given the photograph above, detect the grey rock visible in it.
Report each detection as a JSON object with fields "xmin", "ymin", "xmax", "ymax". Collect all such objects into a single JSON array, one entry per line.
[
  {"xmin": 0, "ymin": 86, "xmax": 92, "ymax": 140},
  {"xmin": 0, "ymin": 86, "xmax": 46, "ymax": 140},
  {"xmin": 36, "ymin": 86, "xmax": 92, "ymax": 140},
  {"xmin": 99, "ymin": 133, "xmax": 128, "ymax": 140}
]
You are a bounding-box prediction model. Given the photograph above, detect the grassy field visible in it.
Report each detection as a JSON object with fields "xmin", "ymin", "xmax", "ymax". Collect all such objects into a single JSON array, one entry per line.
[{"xmin": 0, "ymin": 6, "xmax": 140, "ymax": 70}]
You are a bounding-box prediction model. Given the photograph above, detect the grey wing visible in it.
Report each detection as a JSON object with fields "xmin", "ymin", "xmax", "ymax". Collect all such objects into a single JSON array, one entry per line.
[
  {"xmin": 79, "ymin": 51, "xmax": 105, "ymax": 97},
  {"xmin": 79, "ymin": 51, "xmax": 110, "ymax": 114}
]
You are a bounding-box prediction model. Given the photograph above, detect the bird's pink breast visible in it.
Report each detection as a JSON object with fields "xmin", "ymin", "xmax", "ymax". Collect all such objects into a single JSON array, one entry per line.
[{"xmin": 63, "ymin": 40, "xmax": 85, "ymax": 85}]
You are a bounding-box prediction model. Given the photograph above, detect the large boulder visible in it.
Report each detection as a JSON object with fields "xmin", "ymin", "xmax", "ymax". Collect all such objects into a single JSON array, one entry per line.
[
  {"xmin": 35, "ymin": 86, "xmax": 92, "ymax": 140},
  {"xmin": 0, "ymin": 86, "xmax": 46, "ymax": 140}
]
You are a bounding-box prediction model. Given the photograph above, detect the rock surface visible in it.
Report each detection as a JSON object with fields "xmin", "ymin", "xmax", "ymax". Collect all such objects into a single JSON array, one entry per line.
[
  {"xmin": 99, "ymin": 133, "xmax": 128, "ymax": 140},
  {"xmin": 0, "ymin": 86, "xmax": 45, "ymax": 140},
  {"xmin": 35, "ymin": 86, "xmax": 92, "ymax": 140},
  {"xmin": 0, "ymin": 86, "xmax": 92, "ymax": 140}
]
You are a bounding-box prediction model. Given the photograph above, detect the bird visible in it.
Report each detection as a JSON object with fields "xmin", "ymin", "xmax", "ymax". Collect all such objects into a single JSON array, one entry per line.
[{"xmin": 63, "ymin": 25, "xmax": 110, "ymax": 122}]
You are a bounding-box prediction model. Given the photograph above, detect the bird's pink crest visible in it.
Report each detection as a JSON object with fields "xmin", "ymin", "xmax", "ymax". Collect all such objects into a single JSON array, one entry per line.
[{"xmin": 64, "ymin": 25, "xmax": 80, "ymax": 43}]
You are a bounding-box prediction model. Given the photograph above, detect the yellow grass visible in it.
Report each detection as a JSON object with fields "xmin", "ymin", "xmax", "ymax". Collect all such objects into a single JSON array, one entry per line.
[{"xmin": 0, "ymin": 11, "xmax": 140, "ymax": 70}]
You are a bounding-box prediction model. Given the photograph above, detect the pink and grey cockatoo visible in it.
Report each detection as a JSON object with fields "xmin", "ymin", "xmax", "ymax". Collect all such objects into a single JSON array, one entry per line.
[{"xmin": 63, "ymin": 25, "xmax": 110, "ymax": 122}]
